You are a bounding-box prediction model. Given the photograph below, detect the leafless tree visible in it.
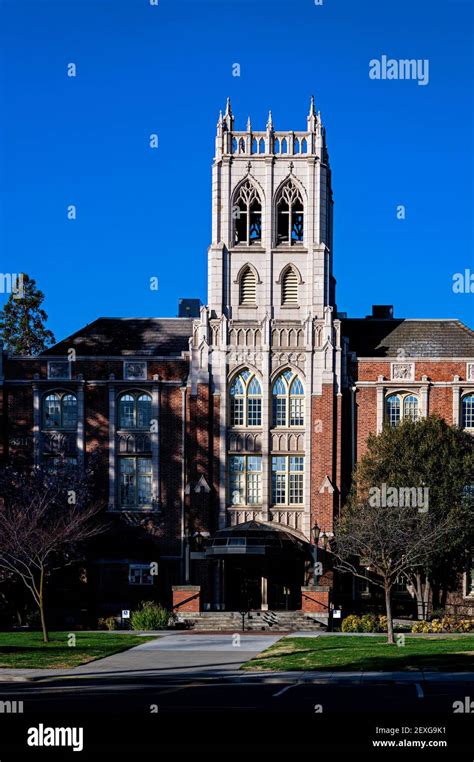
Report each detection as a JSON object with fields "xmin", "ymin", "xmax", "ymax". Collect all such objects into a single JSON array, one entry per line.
[
  {"xmin": 0, "ymin": 460, "xmax": 105, "ymax": 642},
  {"xmin": 333, "ymin": 500, "xmax": 454, "ymax": 644}
]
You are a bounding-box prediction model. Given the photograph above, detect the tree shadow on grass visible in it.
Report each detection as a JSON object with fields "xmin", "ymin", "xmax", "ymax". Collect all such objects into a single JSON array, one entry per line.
[{"xmin": 250, "ymin": 651, "xmax": 474, "ymax": 672}]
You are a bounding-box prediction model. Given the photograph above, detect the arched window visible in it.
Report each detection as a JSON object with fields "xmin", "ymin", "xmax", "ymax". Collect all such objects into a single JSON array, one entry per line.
[
  {"xmin": 118, "ymin": 392, "xmax": 152, "ymax": 429},
  {"xmin": 462, "ymin": 394, "xmax": 474, "ymax": 429},
  {"xmin": 229, "ymin": 369, "xmax": 262, "ymax": 427},
  {"xmin": 233, "ymin": 180, "xmax": 262, "ymax": 245},
  {"xmin": 43, "ymin": 392, "xmax": 78, "ymax": 429},
  {"xmin": 239, "ymin": 266, "xmax": 257, "ymax": 305},
  {"xmin": 276, "ymin": 179, "xmax": 304, "ymax": 245},
  {"xmin": 281, "ymin": 266, "xmax": 298, "ymax": 305},
  {"xmin": 385, "ymin": 392, "xmax": 419, "ymax": 427},
  {"xmin": 272, "ymin": 370, "xmax": 304, "ymax": 427}
]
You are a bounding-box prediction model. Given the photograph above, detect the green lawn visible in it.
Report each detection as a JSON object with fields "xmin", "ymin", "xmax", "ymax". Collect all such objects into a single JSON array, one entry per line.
[
  {"xmin": 242, "ymin": 635, "xmax": 474, "ymax": 672},
  {"xmin": 0, "ymin": 631, "xmax": 155, "ymax": 669}
]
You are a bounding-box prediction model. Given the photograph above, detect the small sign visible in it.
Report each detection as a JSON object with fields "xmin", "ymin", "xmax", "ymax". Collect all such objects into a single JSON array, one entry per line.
[
  {"xmin": 332, "ymin": 609, "xmax": 341, "ymax": 619},
  {"xmin": 122, "ymin": 609, "xmax": 130, "ymax": 619}
]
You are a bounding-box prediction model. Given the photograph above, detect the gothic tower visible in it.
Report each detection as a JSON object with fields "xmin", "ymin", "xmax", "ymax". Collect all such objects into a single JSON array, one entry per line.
[{"xmin": 190, "ymin": 99, "xmax": 343, "ymax": 600}]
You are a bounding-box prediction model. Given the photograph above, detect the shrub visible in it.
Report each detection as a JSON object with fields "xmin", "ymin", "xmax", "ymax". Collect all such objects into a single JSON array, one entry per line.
[
  {"xmin": 360, "ymin": 614, "xmax": 378, "ymax": 632},
  {"xmin": 98, "ymin": 616, "xmax": 118, "ymax": 631},
  {"xmin": 411, "ymin": 617, "xmax": 473, "ymax": 634},
  {"xmin": 342, "ymin": 614, "xmax": 360, "ymax": 632},
  {"xmin": 342, "ymin": 614, "xmax": 389, "ymax": 633},
  {"xmin": 411, "ymin": 620, "xmax": 431, "ymax": 633},
  {"xmin": 130, "ymin": 601, "xmax": 173, "ymax": 631}
]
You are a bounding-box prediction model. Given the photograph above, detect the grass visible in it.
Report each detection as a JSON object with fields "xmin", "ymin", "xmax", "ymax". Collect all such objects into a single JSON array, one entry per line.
[
  {"xmin": 241, "ymin": 635, "xmax": 474, "ymax": 672},
  {"xmin": 0, "ymin": 631, "xmax": 155, "ymax": 669}
]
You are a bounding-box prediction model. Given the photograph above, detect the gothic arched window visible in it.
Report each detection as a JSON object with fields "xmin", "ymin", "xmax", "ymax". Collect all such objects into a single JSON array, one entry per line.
[
  {"xmin": 462, "ymin": 394, "xmax": 474, "ymax": 429},
  {"xmin": 385, "ymin": 392, "xmax": 419, "ymax": 427},
  {"xmin": 43, "ymin": 392, "xmax": 78, "ymax": 429},
  {"xmin": 118, "ymin": 392, "xmax": 152, "ymax": 429},
  {"xmin": 239, "ymin": 265, "xmax": 257, "ymax": 305},
  {"xmin": 233, "ymin": 180, "xmax": 262, "ymax": 245},
  {"xmin": 281, "ymin": 266, "xmax": 298, "ymax": 305},
  {"xmin": 276, "ymin": 179, "xmax": 304, "ymax": 245},
  {"xmin": 229, "ymin": 369, "xmax": 262, "ymax": 427},
  {"xmin": 272, "ymin": 370, "xmax": 304, "ymax": 427}
]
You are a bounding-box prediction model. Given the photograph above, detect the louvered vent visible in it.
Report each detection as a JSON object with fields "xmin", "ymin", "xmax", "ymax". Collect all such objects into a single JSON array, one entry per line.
[
  {"xmin": 282, "ymin": 268, "xmax": 298, "ymax": 305},
  {"xmin": 240, "ymin": 267, "xmax": 256, "ymax": 305}
]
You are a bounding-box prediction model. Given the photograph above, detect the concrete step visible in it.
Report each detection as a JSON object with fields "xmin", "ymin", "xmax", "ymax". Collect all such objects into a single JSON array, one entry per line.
[{"xmin": 177, "ymin": 611, "xmax": 327, "ymax": 632}]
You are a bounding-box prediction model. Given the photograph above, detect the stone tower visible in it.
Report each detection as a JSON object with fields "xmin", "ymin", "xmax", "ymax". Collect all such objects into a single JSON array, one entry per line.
[{"xmin": 190, "ymin": 98, "xmax": 342, "ymax": 549}]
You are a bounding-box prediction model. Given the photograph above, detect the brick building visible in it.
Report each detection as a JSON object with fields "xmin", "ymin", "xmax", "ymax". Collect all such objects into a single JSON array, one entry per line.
[{"xmin": 1, "ymin": 98, "xmax": 473, "ymax": 625}]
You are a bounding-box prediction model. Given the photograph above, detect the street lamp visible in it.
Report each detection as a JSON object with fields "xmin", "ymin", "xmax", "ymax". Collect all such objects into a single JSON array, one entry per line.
[{"xmin": 312, "ymin": 523, "xmax": 321, "ymax": 589}]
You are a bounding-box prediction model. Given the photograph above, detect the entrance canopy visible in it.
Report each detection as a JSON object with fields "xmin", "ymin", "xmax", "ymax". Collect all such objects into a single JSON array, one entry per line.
[{"xmin": 205, "ymin": 520, "xmax": 311, "ymax": 559}]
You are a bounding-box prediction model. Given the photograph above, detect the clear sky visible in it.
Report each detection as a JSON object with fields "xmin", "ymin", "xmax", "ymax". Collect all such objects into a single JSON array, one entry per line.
[{"xmin": 0, "ymin": 0, "xmax": 473, "ymax": 343}]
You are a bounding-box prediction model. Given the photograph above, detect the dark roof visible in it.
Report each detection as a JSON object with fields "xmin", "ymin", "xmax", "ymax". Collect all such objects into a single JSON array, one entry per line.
[
  {"xmin": 205, "ymin": 521, "xmax": 311, "ymax": 558},
  {"xmin": 42, "ymin": 318, "xmax": 194, "ymax": 357},
  {"xmin": 342, "ymin": 318, "xmax": 474, "ymax": 358}
]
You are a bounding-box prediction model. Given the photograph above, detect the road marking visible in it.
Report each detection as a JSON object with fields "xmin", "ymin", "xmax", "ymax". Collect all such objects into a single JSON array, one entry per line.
[
  {"xmin": 415, "ymin": 682, "xmax": 424, "ymax": 698},
  {"xmin": 272, "ymin": 683, "xmax": 299, "ymax": 697}
]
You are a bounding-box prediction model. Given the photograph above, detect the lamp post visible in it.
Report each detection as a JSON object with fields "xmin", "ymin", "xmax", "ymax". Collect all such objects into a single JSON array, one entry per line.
[{"xmin": 312, "ymin": 522, "xmax": 320, "ymax": 589}]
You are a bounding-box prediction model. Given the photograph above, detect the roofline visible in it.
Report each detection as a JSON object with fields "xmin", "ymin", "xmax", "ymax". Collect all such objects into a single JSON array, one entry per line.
[{"xmin": 343, "ymin": 318, "xmax": 467, "ymax": 323}]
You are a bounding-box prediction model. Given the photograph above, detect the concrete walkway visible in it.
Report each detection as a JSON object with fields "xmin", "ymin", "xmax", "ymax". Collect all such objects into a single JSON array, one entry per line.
[{"xmin": 0, "ymin": 632, "xmax": 283, "ymax": 682}]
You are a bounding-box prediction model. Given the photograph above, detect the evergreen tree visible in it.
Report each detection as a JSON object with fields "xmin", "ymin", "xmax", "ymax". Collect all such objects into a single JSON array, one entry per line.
[{"xmin": 0, "ymin": 274, "xmax": 55, "ymax": 354}]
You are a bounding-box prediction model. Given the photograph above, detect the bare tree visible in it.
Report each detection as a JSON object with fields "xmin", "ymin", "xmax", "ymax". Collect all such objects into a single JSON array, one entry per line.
[
  {"xmin": 0, "ymin": 460, "xmax": 105, "ymax": 642},
  {"xmin": 333, "ymin": 499, "xmax": 454, "ymax": 644}
]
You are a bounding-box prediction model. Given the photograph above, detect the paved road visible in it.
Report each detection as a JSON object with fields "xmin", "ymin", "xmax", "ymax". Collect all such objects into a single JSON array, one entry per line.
[{"xmin": 1, "ymin": 635, "xmax": 472, "ymax": 757}]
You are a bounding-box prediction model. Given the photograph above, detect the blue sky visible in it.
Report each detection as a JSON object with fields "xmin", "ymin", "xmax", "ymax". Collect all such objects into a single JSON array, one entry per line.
[{"xmin": 0, "ymin": 0, "xmax": 472, "ymax": 342}]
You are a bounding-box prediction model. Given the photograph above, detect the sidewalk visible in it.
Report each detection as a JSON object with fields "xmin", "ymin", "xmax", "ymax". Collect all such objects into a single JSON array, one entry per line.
[{"xmin": 0, "ymin": 632, "xmax": 283, "ymax": 682}]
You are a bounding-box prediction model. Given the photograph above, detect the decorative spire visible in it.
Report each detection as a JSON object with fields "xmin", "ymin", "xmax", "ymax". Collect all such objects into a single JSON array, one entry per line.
[
  {"xmin": 307, "ymin": 95, "xmax": 317, "ymax": 132},
  {"xmin": 246, "ymin": 115, "xmax": 252, "ymax": 132},
  {"xmin": 266, "ymin": 109, "xmax": 273, "ymax": 131},
  {"xmin": 224, "ymin": 97, "xmax": 234, "ymax": 130}
]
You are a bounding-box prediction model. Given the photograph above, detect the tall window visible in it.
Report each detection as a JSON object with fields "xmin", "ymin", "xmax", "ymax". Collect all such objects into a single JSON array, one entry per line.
[
  {"xmin": 43, "ymin": 392, "xmax": 78, "ymax": 429},
  {"xmin": 276, "ymin": 179, "xmax": 304, "ymax": 245},
  {"xmin": 229, "ymin": 370, "xmax": 262, "ymax": 427},
  {"xmin": 462, "ymin": 395, "xmax": 474, "ymax": 429},
  {"xmin": 119, "ymin": 457, "xmax": 152, "ymax": 508},
  {"xmin": 233, "ymin": 180, "xmax": 262, "ymax": 245},
  {"xmin": 272, "ymin": 456, "xmax": 304, "ymax": 505},
  {"xmin": 229, "ymin": 455, "xmax": 262, "ymax": 505},
  {"xmin": 118, "ymin": 392, "xmax": 152, "ymax": 429},
  {"xmin": 239, "ymin": 266, "xmax": 257, "ymax": 305},
  {"xmin": 385, "ymin": 393, "xmax": 419, "ymax": 427},
  {"xmin": 281, "ymin": 267, "xmax": 298, "ymax": 305},
  {"xmin": 272, "ymin": 370, "xmax": 304, "ymax": 427}
]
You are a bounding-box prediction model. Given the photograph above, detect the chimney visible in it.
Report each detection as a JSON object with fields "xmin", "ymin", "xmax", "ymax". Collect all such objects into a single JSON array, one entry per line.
[
  {"xmin": 369, "ymin": 305, "xmax": 394, "ymax": 319},
  {"xmin": 178, "ymin": 299, "xmax": 202, "ymax": 318}
]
